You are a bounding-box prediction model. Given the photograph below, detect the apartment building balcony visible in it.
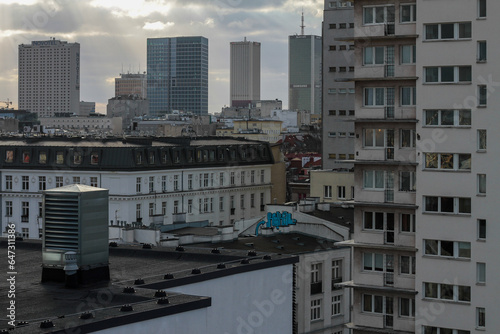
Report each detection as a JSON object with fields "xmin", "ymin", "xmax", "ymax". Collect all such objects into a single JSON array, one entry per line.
[
  {"xmin": 355, "ymin": 66, "xmax": 416, "ymax": 82},
  {"xmin": 354, "ymin": 147, "xmax": 416, "ymax": 164},
  {"xmin": 336, "ymin": 240, "xmax": 416, "ymax": 253},
  {"xmin": 354, "ymin": 188, "xmax": 416, "ymax": 206},
  {"xmin": 354, "ymin": 107, "xmax": 417, "ymax": 122}
]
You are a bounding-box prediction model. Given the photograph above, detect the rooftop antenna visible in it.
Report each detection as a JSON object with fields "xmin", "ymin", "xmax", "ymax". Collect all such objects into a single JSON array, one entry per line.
[{"xmin": 300, "ymin": 8, "xmax": 305, "ymax": 35}]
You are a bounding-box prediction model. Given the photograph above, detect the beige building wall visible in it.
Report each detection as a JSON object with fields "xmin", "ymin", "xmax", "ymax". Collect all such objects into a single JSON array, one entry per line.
[
  {"xmin": 310, "ymin": 170, "xmax": 354, "ymax": 203},
  {"xmin": 270, "ymin": 144, "xmax": 286, "ymax": 205}
]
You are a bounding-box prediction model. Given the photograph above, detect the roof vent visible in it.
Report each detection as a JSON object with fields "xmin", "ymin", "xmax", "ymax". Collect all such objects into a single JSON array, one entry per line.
[
  {"xmin": 142, "ymin": 243, "xmax": 152, "ymax": 249},
  {"xmin": 240, "ymin": 259, "xmax": 250, "ymax": 264},
  {"xmin": 217, "ymin": 263, "xmax": 226, "ymax": 269},
  {"xmin": 247, "ymin": 251, "xmax": 257, "ymax": 257},
  {"xmin": 157, "ymin": 297, "xmax": 169, "ymax": 305},
  {"xmin": 263, "ymin": 255, "xmax": 272, "ymax": 260},
  {"xmin": 120, "ymin": 305, "xmax": 133, "ymax": 312},
  {"xmin": 122, "ymin": 286, "xmax": 135, "ymax": 293},
  {"xmin": 80, "ymin": 312, "xmax": 94, "ymax": 320},
  {"xmin": 109, "ymin": 242, "xmax": 118, "ymax": 247},
  {"xmin": 176, "ymin": 246, "xmax": 185, "ymax": 252},
  {"xmin": 155, "ymin": 290, "xmax": 167, "ymax": 297},
  {"xmin": 211, "ymin": 248, "xmax": 220, "ymax": 254},
  {"xmin": 40, "ymin": 320, "xmax": 54, "ymax": 329},
  {"xmin": 134, "ymin": 278, "xmax": 145, "ymax": 285},
  {"xmin": 191, "ymin": 268, "xmax": 202, "ymax": 275},
  {"xmin": 164, "ymin": 273, "xmax": 174, "ymax": 279}
]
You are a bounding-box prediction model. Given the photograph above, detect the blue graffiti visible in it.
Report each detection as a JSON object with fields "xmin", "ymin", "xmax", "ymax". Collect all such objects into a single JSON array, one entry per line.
[{"xmin": 255, "ymin": 211, "xmax": 297, "ymax": 235}]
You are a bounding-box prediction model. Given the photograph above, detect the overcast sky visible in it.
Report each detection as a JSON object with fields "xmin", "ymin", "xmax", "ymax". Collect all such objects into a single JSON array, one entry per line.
[{"xmin": 0, "ymin": 0, "xmax": 323, "ymax": 113}]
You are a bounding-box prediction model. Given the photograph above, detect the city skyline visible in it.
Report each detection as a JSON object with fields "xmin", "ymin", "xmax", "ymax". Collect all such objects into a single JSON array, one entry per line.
[{"xmin": 0, "ymin": 0, "xmax": 323, "ymax": 114}]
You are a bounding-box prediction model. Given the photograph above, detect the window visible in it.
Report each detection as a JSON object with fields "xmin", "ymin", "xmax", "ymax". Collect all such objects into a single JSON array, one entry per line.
[
  {"xmin": 72, "ymin": 176, "xmax": 80, "ymax": 185},
  {"xmin": 187, "ymin": 174, "xmax": 193, "ymax": 190},
  {"xmin": 478, "ymin": 85, "xmax": 487, "ymax": 106},
  {"xmin": 477, "ymin": 307, "xmax": 485, "ymax": 328},
  {"xmin": 364, "ymin": 129, "xmax": 385, "ymax": 147},
  {"xmin": 311, "ymin": 263, "xmax": 322, "ymax": 283},
  {"xmin": 363, "ymin": 253, "xmax": 385, "ymax": 271},
  {"xmin": 250, "ymin": 170, "xmax": 255, "ymax": 184},
  {"xmin": 477, "ymin": 41, "xmax": 487, "ymax": 61},
  {"xmin": 219, "ymin": 196, "xmax": 224, "ymax": 212},
  {"xmin": 423, "ymin": 282, "xmax": 471, "ymax": 302},
  {"xmin": 424, "ymin": 196, "xmax": 471, "ymax": 214},
  {"xmin": 329, "ymin": 67, "xmax": 336, "ymax": 72},
  {"xmin": 149, "ymin": 203, "xmax": 154, "ymax": 216},
  {"xmin": 363, "ymin": 170, "xmax": 385, "ymax": 189},
  {"xmin": 477, "ymin": 129, "xmax": 487, "ymax": 150},
  {"xmin": 329, "ymin": 110, "xmax": 336, "ymax": 116},
  {"xmin": 210, "ymin": 173, "xmax": 214, "ymax": 187},
  {"xmin": 328, "ymin": 154, "xmax": 336, "ymax": 159},
  {"xmin": 477, "ymin": 219, "xmax": 486, "ymax": 240},
  {"xmin": 424, "ymin": 66, "xmax": 472, "ymax": 83},
  {"xmin": 399, "ymin": 171, "xmax": 416, "ymax": 192},
  {"xmin": 173, "ymin": 200, "xmax": 179, "ymax": 214},
  {"xmin": 363, "ymin": 5, "xmax": 395, "ymax": 24},
  {"xmin": 399, "ymin": 297, "xmax": 415, "ymax": 317},
  {"xmin": 91, "ymin": 152, "xmax": 99, "ymax": 165},
  {"xmin": 362, "ymin": 294, "xmax": 390, "ymax": 314},
  {"xmin": 422, "ymin": 326, "xmax": 470, "ymax": 334},
  {"xmin": 136, "ymin": 204, "xmax": 141, "ymax": 219},
  {"xmin": 250, "ymin": 194, "xmax": 255, "ymax": 208},
  {"xmin": 149, "ymin": 176, "xmax": 154, "ymax": 193},
  {"xmin": 332, "ymin": 260, "xmax": 342, "ymax": 280},
  {"xmin": 477, "ymin": 263, "xmax": 486, "ymax": 283},
  {"xmin": 90, "ymin": 177, "xmax": 98, "ymax": 187},
  {"xmin": 260, "ymin": 170, "xmax": 265, "ymax": 183},
  {"xmin": 329, "ymin": 45, "xmax": 336, "ymax": 51},
  {"xmin": 332, "ymin": 295, "xmax": 342, "ymax": 316},
  {"xmin": 401, "ymin": 45, "xmax": 416, "ymax": 64},
  {"xmin": 477, "ymin": 174, "xmax": 486, "ymax": 195},
  {"xmin": 400, "ymin": 87, "xmax": 416, "ymax": 106},
  {"xmin": 424, "ymin": 109, "xmax": 471, "ymax": 126},
  {"xmin": 311, "ymin": 299, "xmax": 322, "ymax": 321},
  {"xmin": 400, "ymin": 256, "xmax": 416, "ymax": 275},
  {"xmin": 56, "ymin": 176, "xmax": 63, "ymax": 188},
  {"xmin": 364, "ymin": 87, "xmax": 387, "ymax": 106},
  {"xmin": 478, "ymin": 0, "xmax": 486, "ymax": 18},
  {"xmin": 329, "ymin": 23, "xmax": 336, "ymax": 29},
  {"xmin": 424, "ymin": 239, "xmax": 471, "ymax": 259},
  {"xmin": 5, "ymin": 150, "xmax": 14, "ymax": 163},
  {"xmin": 338, "ymin": 110, "xmax": 346, "ymax": 116},
  {"xmin": 219, "ymin": 172, "xmax": 224, "ymax": 186},
  {"xmin": 424, "ymin": 22, "xmax": 471, "ymax": 40},
  {"xmin": 230, "ymin": 172, "xmax": 235, "ymax": 185},
  {"xmin": 230, "ymin": 195, "xmax": 235, "ymax": 210},
  {"xmin": 174, "ymin": 175, "xmax": 179, "ymax": 191},
  {"xmin": 400, "ymin": 213, "xmax": 416, "ymax": 232},
  {"xmin": 324, "ymin": 185, "xmax": 332, "ymax": 198},
  {"xmin": 38, "ymin": 176, "xmax": 46, "ymax": 191},
  {"xmin": 240, "ymin": 194, "xmax": 245, "ymax": 209},
  {"xmin": 5, "ymin": 175, "xmax": 12, "ymax": 190},
  {"xmin": 424, "ymin": 153, "xmax": 471, "ymax": 170},
  {"xmin": 363, "ymin": 46, "xmax": 385, "ymax": 65},
  {"xmin": 22, "ymin": 176, "xmax": 29, "ymax": 190},
  {"xmin": 22, "ymin": 151, "xmax": 30, "ymax": 163},
  {"xmin": 73, "ymin": 152, "xmax": 82, "ymax": 165},
  {"xmin": 400, "ymin": 129, "xmax": 416, "ymax": 147},
  {"xmin": 21, "ymin": 228, "xmax": 29, "ymax": 238},
  {"xmin": 337, "ymin": 186, "xmax": 346, "ymax": 199},
  {"xmin": 39, "ymin": 151, "xmax": 47, "ymax": 164},
  {"xmin": 240, "ymin": 171, "xmax": 245, "ymax": 185},
  {"xmin": 22, "ymin": 202, "xmax": 29, "ymax": 222},
  {"xmin": 136, "ymin": 177, "xmax": 142, "ymax": 193},
  {"xmin": 187, "ymin": 199, "xmax": 193, "ymax": 214},
  {"xmin": 328, "ymin": 89, "xmax": 336, "ymax": 94},
  {"xmin": 5, "ymin": 201, "xmax": 12, "ymax": 217},
  {"xmin": 400, "ymin": 4, "xmax": 416, "ymax": 23},
  {"xmin": 162, "ymin": 202, "xmax": 167, "ymax": 215}
]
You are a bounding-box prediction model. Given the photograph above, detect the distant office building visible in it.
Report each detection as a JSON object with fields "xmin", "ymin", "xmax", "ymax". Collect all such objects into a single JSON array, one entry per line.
[
  {"xmin": 288, "ymin": 35, "xmax": 322, "ymax": 114},
  {"xmin": 230, "ymin": 38, "xmax": 261, "ymax": 107},
  {"xmin": 115, "ymin": 72, "xmax": 147, "ymax": 98},
  {"xmin": 107, "ymin": 95, "xmax": 149, "ymax": 131},
  {"xmin": 79, "ymin": 101, "xmax": 95, "ymax": 116},
  {"xmin": 147, "ymin": 36, "xmax": 208, "ymax": 116},
  {"xmin": 18, "ymin": 39, "xmax": 80, "ymax": 117}
]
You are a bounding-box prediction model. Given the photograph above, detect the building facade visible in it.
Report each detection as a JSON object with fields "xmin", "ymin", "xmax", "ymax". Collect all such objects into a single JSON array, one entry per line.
[
  {"xmin": 230, "ymin": 38, "xmax": 261, "ymax": 107},
  {"xmin": 115, "ymin": 72, "xmax": 147, "ymax": 98},
  {"xmin": 79, "ymin": 101, "xmax": 96, "ymax": 116},
  {"xmin": 0, "ymin": 137, "xmax": 275, "ymax": 239},
  {"xmin": 322, "ymin": 1, "xmax": 356, "ymax": 169},
  {"xmin": 18, "ymin": 39, "xmax": 80, "ymax": 117},
  {"xmin": 147, "ymin": 36, "xmax": 208, "ymax": 116},
  {"xmin": 38, "ymin": 115, "xmax": 123, "ymax": 135},
  {"xmin": 289, "ymin": 35, "xmax": 322, "ymax": 114}
]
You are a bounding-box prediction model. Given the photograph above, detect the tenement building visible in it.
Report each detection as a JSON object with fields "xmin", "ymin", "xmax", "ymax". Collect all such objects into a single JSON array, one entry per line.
[
  {"xmin": 336, "ymin": 0, "xmax": 494, "ymax": 333},
  {"xmin": 0, "ymin": 136, "xmax": 275, "ymax": 239}
]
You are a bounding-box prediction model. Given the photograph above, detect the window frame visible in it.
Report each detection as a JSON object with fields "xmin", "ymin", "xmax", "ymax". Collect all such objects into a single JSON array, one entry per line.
[
  {"xmin": 423, "ymin": 153, "xmax": 471, "ymax": 171},
  {"xmin": 423, "ymin": 282, "xmax": 471, "ymax": 303},
  {"xmin": 424, "ymin": 22, "xmax": 472, "ymax": 41},
  {"xmin": 362, "ymin": 5, "xmax": 395, "ymax": 25},
  {"xmin": 363, "ymin": 170, "xmax": 385, "ymax": 190},
  {"xmin": 423, "ymin": 109, "xmax": 472, "ymax": 127},
  {"xmin": 477, "ymin": 40, "xmax": 487, "ymax": 62},
  {"xmin": 400, "ymin": 45, "xmax": 416, "ymax": 64},
  {"xmin": 400, "ymin": 86, "xmax": 416, "ymax": 106},
  {"xmin": 423, "ymin": 239, "xmax": 471, "ymax": 259},
  {"xmin": 400, "ymin": 3, "xmax": 416, "ymax": 23},
  {"xmin": 424, "ymin": 66, "xmax": 472, "ymax": 84},
  {"xmin": 363, "ymin": 46, "xmax": 385, "ymax": 65}
]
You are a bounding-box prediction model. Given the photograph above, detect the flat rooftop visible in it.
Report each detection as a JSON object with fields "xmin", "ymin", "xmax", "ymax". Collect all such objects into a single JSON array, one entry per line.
[{"xmin": 0, "ymin": 239, "xmax": 297, "ymax": 333}]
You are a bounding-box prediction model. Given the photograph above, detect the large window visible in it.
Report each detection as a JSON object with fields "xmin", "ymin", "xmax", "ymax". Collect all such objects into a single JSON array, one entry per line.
[
  {"xmin": 399, "ymin": 297, "xmax": 415, "ymax": 317},
  {"xmin": 424, "ymin": 239, "xmax": 471, "ymax": 259},
  {"xmin": 400, "ymin": 213, "xmax": 416, "ymax": 232},
  {"xmin": 363, "ymin": 46, "xmax": 385, "ymax": 65},
  {"xmin": 400, "ymin": 4, "xmax": 416, "ymax": 23},
  {"xmin": 38, "ymin": 176, "xmax": 46, "ymax": 191},
  {"xmin": 362, "ymin": 294, "xmax": 392, "ymax": 314},
  {"xmin": 363, "ymin": 170, "xmax": 385, "ymax": 189},
  {"xmin": 400, "ymin": 256, "xmax": 416, "ymax": 275},
  {"xmin": 332, "ymin": 295, "xmax": 342, "ymax": 316},
  {"xmin": 22, "ymin": 202, "xmax": 29, "ymax": 222},
  {"xmin": 136, "ymin": 177, "xmax": 141, "ymax": 193},
  {"xmin": 22, "ymin": 175, "xmax": 29, "ymax": 191},
  {"xmin": 401, "ymin": 45, "xmax": 416, "ymax": 64},
  {"xmin": 363, "ymin": 211, "xmax": 393, "ymax": 231},
  {"xmin": 478, "ymin": 85, "xmax": 487, "ymax": 106},
  {"xmin": 400, "ymin": 87, "xmax": 416, "ymax": 105},
  {"xmin": 400, "ymin": 129, "xmax": 416, "ymax": 147},
  {"xmin": 478, "ymin": 0, "xmax": 486, "ymax": 18},
  {"xmin": 5, "ymin": 175, "xmax": 12, "ymax": 190},
  {"xmin": 424, "ymin": 196, "xmax": 471, "ymax": 214},
  {"xmin": 423, "ymin": 326, "xmax": 470, "ymax": 334},
  {"xmin": 424, "ymin": 153, "xmax": 471, "ymax": 170},
  {"xmin": 424, "ymin": 109, "xmax": 471, "ymax": 126},
  {"xmin": 311, "ymin": 299, "xmax": 322, "ymax": 321},
  {"xmin": 363, "ymin": 5, "xmax": 394, "ymax": 24},
  {"xmin": 364, "ymin": 88, "xmax": 388, "ymax": 106},
  {"xmin": 399, "ymin": 171, "xmax": 416, "ymax": 192},
  {"xmin": 424, "ymin": 66, "xmax": 472, "ymax": 83},
  {"xmin": 5, "ymin": 201, "xmax": 12, "ymax": 217},
  {"xmin": 423, "ymin": 282, "xmax": 470, "ymax": 302},
  {"xmin": 477, "ymin": 219, "xmax": 486, "ymax": 240},
  {"xmin": 363, "ymin": 253, "xmax": 386, "ymax": 272},
  {"xmin": 424, "ymin": 22, "xmax": 471, "ymax": 40},
  {"xmin": 364, "ymin": 129, "xmax": 386, "ymax": 147}
]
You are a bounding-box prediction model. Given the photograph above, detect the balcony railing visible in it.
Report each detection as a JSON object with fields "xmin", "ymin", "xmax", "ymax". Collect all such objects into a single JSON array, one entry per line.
[
  {"xmin": 385, "ymin": 23, "xmax": 395, "ymax": 36},
  {"xmin": 384, "ymin": 315, "xmax": 394, "ymax": 328},
  {"xmin": 310, "ymin": 281, "xmax": 323, "ymax": 295},
  {"xmin": 384, "ymin": 273, "xmax": 394, "ymax": 286},
  {"xmin": 384, "ymin": 231, "xmax": 395, "ymax": 244}
]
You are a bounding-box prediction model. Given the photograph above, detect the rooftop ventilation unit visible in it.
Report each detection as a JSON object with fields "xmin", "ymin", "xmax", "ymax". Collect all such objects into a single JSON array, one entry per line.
[{"xmin": 41, "ymin": 184, "xmax": 110, "ymax": 285}]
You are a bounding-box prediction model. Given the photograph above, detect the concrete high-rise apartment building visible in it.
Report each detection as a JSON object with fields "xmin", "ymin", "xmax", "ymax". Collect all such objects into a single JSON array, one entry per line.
[
  {"xmin": 18, "ymin": 39, "xmax": 80, "ymax": 117},
  {"xmin": 147, "ymin": 36, "xmax": 208, "ymax": 116},
  {"xmin": 289, "ymin": 21, "xmax": 322, "ymax": 114},
  {"xmin": 115, "ymin": 72, "xmax": 147, "ymax": 98},
  {"xmin": 335, "ymin": 0, "xmax": 497, "ymax": 333},
  {"xmin": 230, "ymin": 38, "xmax": 261, "ymax": 107},
  {"xmin": 322, "ymin": 1, "xmax": 355, "ymax": 169}
]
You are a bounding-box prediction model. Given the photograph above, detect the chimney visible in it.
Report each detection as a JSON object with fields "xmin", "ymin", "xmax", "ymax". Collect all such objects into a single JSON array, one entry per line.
[{"xmin": 41, "ymin": 184, "xmax": 110, "ymax": 286}]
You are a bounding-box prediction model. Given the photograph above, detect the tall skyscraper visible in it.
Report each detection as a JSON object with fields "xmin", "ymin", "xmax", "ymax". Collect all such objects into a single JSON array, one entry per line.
[
  {"xmin": 115, "ymin": 72, "xmax": 147, "ymax": 98},
  {"xmin": 147, "ymin": 36, "xmax": 208, "ymax": 116},
  {"xmin": 288, "ymin": 14, "xmax": 322, "ymax": 114},
  {"xmin": 230, "ymin": 38, "xmax": 261, "ymax": 107},
  {"xmin": 18, "ymin": 39, "xmax": 80, "ymax": 117},
  {"xmin": 322, "ymin": 1, "xmax": 355, "ymax": 169}
]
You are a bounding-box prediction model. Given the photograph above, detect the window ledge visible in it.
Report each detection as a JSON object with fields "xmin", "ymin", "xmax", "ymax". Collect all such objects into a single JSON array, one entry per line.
[
  {"xmin": 475, "ymin": 327, "xmax": 486, "ymax": 331},
  {"xmin": 421, "ymin": 297, "xmax": 470, "ymax": 305},
  {"xmin": 477, "ymin": 60, "xmax": 487, "ymax": 64},
  {"xmin": 422, "ymin": 255, "xmax": 471, "ymax": 262},
  {"xmin": 476, "ymin": 238, "xmax": 486, "ymax": 243},
  {"xmin": 477, "ymin": 105, "xmax": 487, "ymax": 108},
  {"xmin": 476, "ymin": 282, "xmax": 486, "ymax": 286},
  {"xmin": 476, "ymin": 193, "xmax": 486, "ymax": 197},
  {"xmin": 422, "ymin": 212, "xmax": 471, "ymax": 217},
  {"xmin": 476, "ymin": 150, "xmax": 487, "ymax": 153},
  {"xmin": 476, "ymin": 17, "xmax": 487, "ymax": 20}
]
